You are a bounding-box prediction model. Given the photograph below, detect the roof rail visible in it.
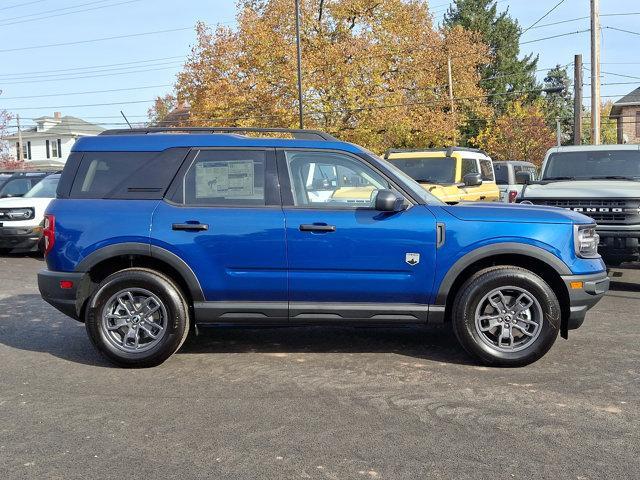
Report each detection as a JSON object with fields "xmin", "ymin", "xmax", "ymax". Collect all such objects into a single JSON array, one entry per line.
[
  {"xmin": 99, "ymin": 127, "xmax": 339, "ymax": 141},
  {"xmin": 384, "ymin": 146, "xmax": 488, "ymax": 159}
]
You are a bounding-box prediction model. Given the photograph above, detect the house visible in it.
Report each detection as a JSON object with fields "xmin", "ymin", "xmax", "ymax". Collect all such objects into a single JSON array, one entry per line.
[
  {"xmin": 609, "ymin": 87, "xmax": 640, "ymax": 144},
  {"xmin": 6, "ymin": 112, "xmax": 104, "ymax": 163}
]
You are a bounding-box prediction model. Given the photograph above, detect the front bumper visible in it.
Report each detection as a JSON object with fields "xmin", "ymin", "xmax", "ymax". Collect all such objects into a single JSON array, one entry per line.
[
  {"xmin": 0, "ymin": 226, "xmax": 42, "ymax": 252},
  {"xmin": 561, "ymin": 271, "xmax": 610, "ymax": 333},
  {"xmin": 596, "ymin": 227, "xmax": 640, "ymax": 262},
  {"xmin": 38, "ymin": 269, "xmax": 88, "ymax": 320}
]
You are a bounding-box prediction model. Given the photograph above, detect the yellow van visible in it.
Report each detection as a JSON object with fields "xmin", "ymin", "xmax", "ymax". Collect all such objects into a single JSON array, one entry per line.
[{"xmin": 384, "ymin": 147, "xmax": 500, "ymax": 203}]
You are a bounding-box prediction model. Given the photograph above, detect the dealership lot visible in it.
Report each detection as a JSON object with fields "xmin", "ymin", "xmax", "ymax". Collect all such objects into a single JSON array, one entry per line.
[{"xmin": 0, "ymin": 255, "xmax": 638, "ymax": 479}]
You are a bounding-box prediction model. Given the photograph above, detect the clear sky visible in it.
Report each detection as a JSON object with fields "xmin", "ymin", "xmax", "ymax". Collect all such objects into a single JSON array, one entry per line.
[{"xmin": 1, "ymin": 0, "xmax": 638, "ymax": 133}]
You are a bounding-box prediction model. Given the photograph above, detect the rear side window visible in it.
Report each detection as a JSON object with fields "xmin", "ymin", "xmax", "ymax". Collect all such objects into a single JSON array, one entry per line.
[
  {"xmin": 479, "ymin": 159, "xmax": 495, "ymax": 181},
  {"xmin": 494, "ymin": 164, "xmax": 509, "ymax": 184},
  {"xmin": 171, "ymin": 150, "xmax": 266, "ymax": 206},
  {"xmin": 0, "ymin": 177, "xmax": 41, "ymax": 197},
  {"xmin": 70, "ymin": 149, "xmax": 188, "ymax": 199}
]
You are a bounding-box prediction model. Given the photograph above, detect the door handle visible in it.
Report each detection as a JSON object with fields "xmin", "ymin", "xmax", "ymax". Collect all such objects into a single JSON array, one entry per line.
[
  {"xmin": 299, "ymin": 223, "xmax": 336, "ymax": 233},
  {"xmin": 172, "ymin": 222, "xmax": 208, "ymax": 231}
]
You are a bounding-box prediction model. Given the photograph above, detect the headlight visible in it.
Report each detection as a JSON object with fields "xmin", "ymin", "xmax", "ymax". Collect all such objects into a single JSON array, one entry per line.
[
  {"xmin": 574, "ymin": 224, "xmax": 600, "ymax": 258},
  {"xmin": 0, "ymin": 208, "xmax": 35, "ymax": 221}
]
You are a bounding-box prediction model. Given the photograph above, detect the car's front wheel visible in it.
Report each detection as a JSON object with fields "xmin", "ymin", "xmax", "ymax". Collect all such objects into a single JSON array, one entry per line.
[
  {"xmin": 451, "ymin": 266, "xmax": 560, "ymax": 367},
  {"xmin": 85, "ymin": 268, "xmax": 190, "ymax": 368}
]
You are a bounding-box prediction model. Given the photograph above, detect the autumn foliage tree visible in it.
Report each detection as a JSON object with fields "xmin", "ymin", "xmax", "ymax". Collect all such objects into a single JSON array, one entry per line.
[
  {"xmin": 0, "ymin": 99, "xmax": 17, "ymax": 169},
  {"xmin": 156, "ymin": 0, "xmax": 493, "ymax": 152},
  {"xmin": 474, "ymin": 100, "xmax": 556, "ymax": 165}
]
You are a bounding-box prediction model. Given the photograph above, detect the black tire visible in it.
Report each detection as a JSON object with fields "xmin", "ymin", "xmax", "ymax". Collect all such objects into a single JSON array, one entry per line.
[
  {"xmin": 451, "ymin": 266, "xmax": 560, "ymax": 367},
  {"xmin": 85, "ymin": 268, "xmax": 190, "ymax": 368}
]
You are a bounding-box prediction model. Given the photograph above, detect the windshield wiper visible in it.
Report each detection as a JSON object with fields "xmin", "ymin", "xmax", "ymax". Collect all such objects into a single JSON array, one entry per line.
[
  {"xmin": 588, "ymin": 175, "xmax": 640, "ymax": 181},
  {"xmin": 540, "ymin": 176, "xmax": 575, "ymax": 182}
]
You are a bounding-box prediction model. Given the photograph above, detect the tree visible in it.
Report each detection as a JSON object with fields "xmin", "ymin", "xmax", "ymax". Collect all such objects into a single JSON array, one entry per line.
[
  {"xmin": 581, "ymin": 101, "xmax": 618, "ymax": 145},
  {"xmin": 147, "ymin": 94, "xmax": 180, "ymax": 126},
  {"xmin": 0, "ymin": 99, "xmax": 18, "ymax": 169},
  {"xmin": 158, "ymin": 0, "xmax": 492, "ymax": 152},
  {"xmin": 543, "ymin": 65, "xmax": 573, "ymax": 144},
  {"xmin": 444, "ymin": 0, "xmax": 539, "ymax": 116},
  {"xmin": 474, "ymin": 99, "xmax": 556, "ymax": 165}
]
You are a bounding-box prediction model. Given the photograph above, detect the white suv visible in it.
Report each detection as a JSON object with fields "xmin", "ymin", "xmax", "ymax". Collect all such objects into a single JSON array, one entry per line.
[{"xmin": 0, "ymin": 174, "xmax": 60, "ymax": 254}]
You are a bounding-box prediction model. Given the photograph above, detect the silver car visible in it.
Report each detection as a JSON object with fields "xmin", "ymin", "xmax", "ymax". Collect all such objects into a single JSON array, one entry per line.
[{"xmin": 494, "ymin": 161, "xmax": 538, "ymax": 202}]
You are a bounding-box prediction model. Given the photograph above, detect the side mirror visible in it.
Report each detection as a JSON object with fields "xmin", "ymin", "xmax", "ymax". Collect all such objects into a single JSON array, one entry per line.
[
  {"xmin": 515, "ymin": 171, "xmax": 532, "ymax": 185},
  {"xmin": 463, "ymin": 172, "xmax": 482, "ymax": 187},
  {"xmin": 374, "ymin": 189, "xmax": 406, "ymax": 212}
]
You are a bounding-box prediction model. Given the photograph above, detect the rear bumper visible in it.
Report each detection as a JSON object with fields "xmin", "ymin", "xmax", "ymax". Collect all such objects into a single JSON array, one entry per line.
[
  {"xmin": 37, "ymin": 269, "xmax": 87, "ymax": 321},
  {"xmin": 0, "ymin": 226, "xmax": 42, "ymax": 252},
  {"xmin": 561, "ymin": 271, "xmax": 610, "ymax": 331}
]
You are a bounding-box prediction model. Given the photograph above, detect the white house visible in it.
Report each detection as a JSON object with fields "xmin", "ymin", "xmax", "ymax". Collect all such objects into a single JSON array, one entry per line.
[{"xmin": 6, "ymin": 112, "xmax": 104, "ymax": 164}]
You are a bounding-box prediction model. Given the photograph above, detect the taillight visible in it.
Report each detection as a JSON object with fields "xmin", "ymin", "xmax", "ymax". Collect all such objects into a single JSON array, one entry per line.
[
  {"xmin": 43, "ymin": 214, "xmax": 55, "ymax": 256},
  {"xmin": 508, "ymin": 190, "xmax": 518, "ymax": 203}
]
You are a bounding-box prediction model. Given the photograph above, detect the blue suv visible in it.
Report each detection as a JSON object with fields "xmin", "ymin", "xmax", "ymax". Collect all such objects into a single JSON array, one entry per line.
[{"xmin": 38, "ymin": 128, "xmax": 609, "ymax": 367}]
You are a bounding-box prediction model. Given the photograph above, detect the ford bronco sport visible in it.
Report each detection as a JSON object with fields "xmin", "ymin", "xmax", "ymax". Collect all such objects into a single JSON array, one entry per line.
[
  {"xmin": 520, "ymin": 145, "xmax": 640, "ymax": 266},
  {"xmin": 384, "ymin": 147, "xmax": 500, "ymax": 203},
  {"xmin": 38, "ymin": 128, "xmax": 609, "ymax": 368}
]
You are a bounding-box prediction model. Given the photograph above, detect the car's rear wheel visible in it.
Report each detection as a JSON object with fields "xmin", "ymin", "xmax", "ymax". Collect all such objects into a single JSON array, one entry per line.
[
  {"xmin": 85, "ymin": 268, "xmax": 190, "ymax": 368},
  {"xmin": 451, "ymin": 266, "xmax": 560, "ymax": 367}
]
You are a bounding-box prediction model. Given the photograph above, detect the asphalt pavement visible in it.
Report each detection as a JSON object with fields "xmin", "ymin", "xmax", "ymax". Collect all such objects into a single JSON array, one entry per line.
[{"xmin": 0, "ymin": 255, "xmax": 638, "ymax": 479}]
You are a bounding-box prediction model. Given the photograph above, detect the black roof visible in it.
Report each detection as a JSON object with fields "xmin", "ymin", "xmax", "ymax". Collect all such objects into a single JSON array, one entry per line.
[{"xmin": 100, "ymin": 127, "xmax": 339, "ymax": 141}]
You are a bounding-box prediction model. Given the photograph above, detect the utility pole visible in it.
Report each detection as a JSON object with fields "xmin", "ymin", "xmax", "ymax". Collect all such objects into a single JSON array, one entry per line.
[
  {"xmin": 294, "ymin": 0, "xmax": 304, "ymax": 129},
  {"xmin": 447, "ymin": 56, "xmax": 456, "ymax": 143},
  {"xmin": 590, "ymin": 0, "xmax": 601, "ymax": 145},
  {"xmin": 573, "ymin": 54, "xmax": 583, "ymax": 145},
  {"xmin": 16, "ymin": 114, "xmax": 24, "ymax": 162}
]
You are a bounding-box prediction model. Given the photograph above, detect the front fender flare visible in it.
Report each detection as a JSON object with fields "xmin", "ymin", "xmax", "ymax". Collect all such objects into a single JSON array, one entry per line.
[{"xmin": 434, "ymin": 242, "xmax": 571, "ymax": 305}]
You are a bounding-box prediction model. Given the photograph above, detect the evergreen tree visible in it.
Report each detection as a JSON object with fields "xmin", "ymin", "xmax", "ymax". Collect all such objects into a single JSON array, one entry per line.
[
  {"xmin": 444, "ymin": 0, "xmax": 539, "ymax": 114},
  {"xmin": 543, "ymin": 65, "xmax": 573, "ymax": 144}
]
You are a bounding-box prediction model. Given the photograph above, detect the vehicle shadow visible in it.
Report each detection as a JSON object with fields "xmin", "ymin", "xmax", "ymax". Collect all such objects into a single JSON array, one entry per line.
[
  {"xmin": 609, "ymin": 263, "xmax": 640, "ymax": 293},
  {"xmin": 0, "ymin": 294, "xmax": 475, "ymax": 367}
]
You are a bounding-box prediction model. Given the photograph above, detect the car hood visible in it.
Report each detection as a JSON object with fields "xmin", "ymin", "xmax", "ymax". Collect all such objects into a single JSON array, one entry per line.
[
  {"xmin": 441, "ymin": 201, "xmax": 592, "ymax": 224},
  {"xmin": 523, "ymin": 180, "xmax": 640, "ymax": 199},
  {"xmin": 0, "ymin": 197, "xmax": 54, "ymax": 209}
]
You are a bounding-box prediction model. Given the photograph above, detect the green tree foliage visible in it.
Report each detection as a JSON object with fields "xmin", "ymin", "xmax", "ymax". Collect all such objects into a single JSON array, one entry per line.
[
  {"xmin": 444, "ymin": 0, "xmax": 539, "ymax": 116},
  {"xmin": 542, "ymin": 65, "xmax": 573, "ymax": 144}
]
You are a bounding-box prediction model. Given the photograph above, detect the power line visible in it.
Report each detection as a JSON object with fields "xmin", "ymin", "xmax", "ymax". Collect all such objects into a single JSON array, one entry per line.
[
  {"xmin": 525, "ymin": 12, "xmax": 640, "ymax": 30},
  {"xmin": 0, "ymin": 1, "xmax": 45, "ymax": 12},
  {"xmin": 520, "ymin": 29, "xmax": 590, "ymax": 45},
  {"xmin": 0, "ymin": 26, "xmax": 193, "ymax": 54},
  {"xmin": 0, "ymin": 60, "xmax": 183, "ymax": 81},
  {"xmin": 8, "ymin": 99, "xmax": 156, "ymax": 111},
  {"xmin": 605, "ymin": 26, "xmax": 640, "ymax": 37},
  {"xmin": 0, "ymin": 65, "xmax": 182, "ymax": 85},
  {"xmin": 0, "ymin": 0, "xmax": 143, "ymax": 27},
  {"xmin": 0, "ymin": 55, "xmax": 185, "ymax": 78},
  {"xmin": 521, "ymin": 0, "xmax": 567, "ymax": 35},
  {"xmin": 0, "ymin": 84, "xmax": 172, "ymax": 100}
]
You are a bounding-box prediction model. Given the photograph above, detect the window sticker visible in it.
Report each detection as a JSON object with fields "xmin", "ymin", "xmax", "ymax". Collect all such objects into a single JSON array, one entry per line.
[{"xmin": 195, "ymin": 160, "xmax": 255, "ymax": 198}]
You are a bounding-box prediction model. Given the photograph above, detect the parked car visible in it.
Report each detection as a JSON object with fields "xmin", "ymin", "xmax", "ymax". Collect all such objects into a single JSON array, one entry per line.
[
  {"xmin": 494, "ymin": 161, "xmax": 538, "ymax": 203},
  {"xmin": 0, "ymin": 174, "xmax": 60, "ymax": 253},
  {"xmin": 38, "ymin": 128, "xmax": 608, "ymax": 368},
  {"xmin": 384, "ymin": 147, "xmax": 500, "ymax": 203},
  {"xmin": 0, "ymin": 171, "xmax": 55, "ymax": 199},
  {"xmin": 519, "ymin": 145, "xmax": 640, "ymax": 266}
]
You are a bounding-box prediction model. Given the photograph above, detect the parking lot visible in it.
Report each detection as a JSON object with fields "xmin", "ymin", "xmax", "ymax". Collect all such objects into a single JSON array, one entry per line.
[{"xmin": 0, "ymin": 255, "xmax": 637, "ymax": 479}]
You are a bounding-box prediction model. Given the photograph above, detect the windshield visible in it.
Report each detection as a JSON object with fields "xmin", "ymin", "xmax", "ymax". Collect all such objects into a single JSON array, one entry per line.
[
  {"xmin": 24, "ymin": 176, "xmax": 59, "ymax": 198},
  {"xmin": 543, "ymin": 150, "xmax": 640, "ymax": 180},
  {"xmin": 388, "ymin": 156, "xmax": 456, "ymax": 184}
]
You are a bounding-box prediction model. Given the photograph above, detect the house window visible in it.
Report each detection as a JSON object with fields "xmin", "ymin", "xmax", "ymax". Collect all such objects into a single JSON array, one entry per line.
[
  {"xmin": 51, "ymin": 139, "xmax": 59, "ymax": 158},
  {"xmin": 16, "ymin": 142, "xmax": 31, "ymax": 160},
  {"xmin": 636, "ymin": 111, "xmax": 640, "ymax": 138}
]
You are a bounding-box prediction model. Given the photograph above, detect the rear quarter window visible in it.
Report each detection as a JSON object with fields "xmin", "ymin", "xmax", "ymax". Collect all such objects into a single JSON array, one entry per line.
[{"xmin": 69, "ymin": 148, "xmax": 189, "ymax": 199}]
